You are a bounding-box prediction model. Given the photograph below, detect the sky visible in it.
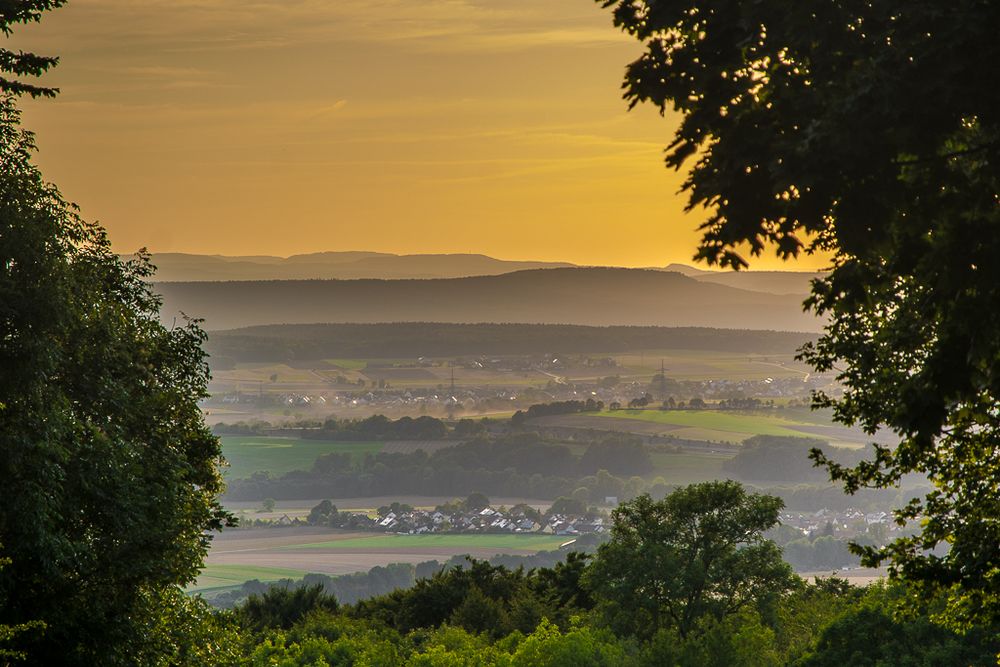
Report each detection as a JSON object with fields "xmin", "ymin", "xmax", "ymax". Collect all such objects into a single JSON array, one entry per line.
[{"xmin": 11, "ymin": 0, "xmax": 826, "ymax": 269}]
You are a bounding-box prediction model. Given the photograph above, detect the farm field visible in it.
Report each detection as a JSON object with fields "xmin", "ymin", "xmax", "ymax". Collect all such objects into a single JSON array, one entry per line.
[
  {"xmin": 207, "ymin": 348, "xmax": 817, "ymax": 402},
  {"xmin": 592, "ymin": 410, "xmax": 869, "ymax": 447},
  {"xmin": 288, "ymin": 534, "xmax": 568, "ymax": 551},
  {"xmin": 598, "ymin": 410, "xmax": 810, "ymax": 437},
  {"xmin": 603, "ymin": 349, "xmax": 811, "ymax": 382},
  {"xmin": 533, "ymin": 409, "xmax": 877, "ymax": 448},
  {"xmin": 324, "ymin": 358, "xmax": 368, "ymax": 370},
  {"xmin": 220, "ymin": 435, "xmax": 383, "ymax": 479},
  {"xmin": 224, "ymin": 496, "xmax": 555, "ymax": 522},
  {"xmin": 360, "ymin": 366, "xmax": 548, "ymax": 388},
  {"xmin": 189, "ymin": 564, "xmax": 307, "ymax": 593},
  {"xmin": 199, "ymin": 527, "xmax": 568, "ymax": 591}
]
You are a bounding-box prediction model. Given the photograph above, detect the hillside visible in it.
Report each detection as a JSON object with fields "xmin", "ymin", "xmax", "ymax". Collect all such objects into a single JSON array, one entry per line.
[
  {"xmin": 156, "ymin": 267, "xmax": 821, "ymax": 331},
  {"xmin": 140, "ymin": 251, "xmax": 574, "ymax": 281}
]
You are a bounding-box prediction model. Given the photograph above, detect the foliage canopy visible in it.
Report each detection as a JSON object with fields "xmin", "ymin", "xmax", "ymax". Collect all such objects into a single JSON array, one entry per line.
[
  {"xmin": 586, "ymin": 481, "xmax": 795, "ymax": 639},
  {"xmin": 0, "ymin": 5, "xmax": 233, "ymax": 660},
  {"xmin": 600, "ymin": 0, "xmax": 1000, "ymax": 627},
  {"xmin": 0, "ymin": 1, "xmax": 64, "ymax": 97},
  {"xmin": 0, "ymin": 97, "xmax": 232, "ymax": 662}
]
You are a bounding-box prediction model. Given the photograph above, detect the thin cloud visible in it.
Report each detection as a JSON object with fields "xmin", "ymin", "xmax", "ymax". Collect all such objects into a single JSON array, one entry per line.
[{"xmin": 19, "ymin": 0, "xmax": 619, "ymax": 53}]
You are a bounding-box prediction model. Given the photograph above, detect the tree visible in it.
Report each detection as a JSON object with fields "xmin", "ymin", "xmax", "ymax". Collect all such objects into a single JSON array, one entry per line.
[
  {"xmin": 236, "ymin": 585, "xmax": 339, "ymax": 634},
  {"xmin": 0, "ymin": 2, "xmax": 64, "ymax": 98},
  {"xmin": 546, "ymin": 496, "xmax": 588, "ymax": 518},
  {"xmin": 0, "ymin": 550, "xmax": 44, "ymax": 664},
  {"xmin": 599, "ymin": 0, "xmax": 1000, "ymax": 628},
  {"xmin": 508, "ymin": 619, "xmax": 627, "ymax": 667},
  {"xmin": 797, "ymin": 606, "xmax": 999, "ymax": 667},
  {"xmin": 585, "ymin": 481, "xmax": 795, "ymax": 639},
  {"xmin": 0, "ymin": 6, "xmax": 232, "ymax": 662},
  {"xmin": 462, "ymin": 492, "xmax": 491, "ymax": 511}
]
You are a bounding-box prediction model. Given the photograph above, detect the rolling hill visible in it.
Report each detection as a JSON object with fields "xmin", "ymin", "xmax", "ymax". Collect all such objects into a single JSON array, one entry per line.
[
  {"xmin": 662, "ymin": 263, "xmax": 822, "ymax": 295},
  {"xmin": 155, "ymin": 267, "xmax": 821, "ymax": 332}
]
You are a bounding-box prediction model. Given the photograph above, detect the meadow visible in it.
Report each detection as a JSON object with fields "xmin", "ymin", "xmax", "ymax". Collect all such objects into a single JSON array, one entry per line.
[
  {"xmin": 189, "ymin": 563, "xmax": 308, "ymax": 592},
  {"xmin": 593, "ymin": 409, "xmax": 866, "ymax": 446},
  {"xmin": 220, "ymin": 435, "xmax": 383, "ymax": 479},
  {"xmin": 197, "ymin": 528, "xmax": 570, "ymax": 593},
  {"xmin": 286, "ymin": 534, "xmax": 569, "ymax": 552},
  {"xmin": 604, "ymin": 349, "xmax": 811, "ymax": 382}
]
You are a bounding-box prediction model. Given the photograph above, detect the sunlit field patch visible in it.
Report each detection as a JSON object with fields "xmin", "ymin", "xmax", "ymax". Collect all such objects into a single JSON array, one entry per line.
[
  {"xmin": 188, "ymin": 564, "xmax": 308, "ymax": 592},
  {"xmin": 596, "ymin": 409, "xmax": 809, "ymax": 438},
  {"xmin": 220, "ymin": 436, "xmax": 383, "ymax": 478}
]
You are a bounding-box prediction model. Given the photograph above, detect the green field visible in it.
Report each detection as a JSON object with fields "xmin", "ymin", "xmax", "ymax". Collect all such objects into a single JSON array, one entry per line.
[
  {"xmin": 597, "ymin": 410, "xmax": 810, "ymax": 439},
  {"xmin": 325, "ymin": 358, "xmax": 368, "ymax": 370},
  {"xmin": 288, "ymin": 534, "xmax": 569, "ymax": 551},
  {"xmin": 220, "ymin": 436, "xmax": 383, "ymax": 479},
  {"xmin": 605, "ymin": 350, "xmax": 810, "ymax": 381},
  {"xmin": 189, "ymin": 564, "xmax": 307, "ymax": 592}
]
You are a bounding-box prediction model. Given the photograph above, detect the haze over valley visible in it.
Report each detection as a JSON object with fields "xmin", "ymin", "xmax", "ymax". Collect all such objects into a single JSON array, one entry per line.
[{"xmin": 154, "ymin": 254, "xmax": 822, "ymax": 332}]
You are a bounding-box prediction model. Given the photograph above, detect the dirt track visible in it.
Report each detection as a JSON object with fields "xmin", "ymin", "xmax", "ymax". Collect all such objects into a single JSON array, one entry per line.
[{"xmin": 210, "ymin": 528, "xmax": 370, "ymax": 552}]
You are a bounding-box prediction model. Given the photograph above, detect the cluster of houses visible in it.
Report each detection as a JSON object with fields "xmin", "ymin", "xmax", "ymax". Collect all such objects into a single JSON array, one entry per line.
[
  {"xmin": 211, "ymin": 373, "xmax": 830, "ymax": 419},
  {"xmin": 213, "ymin": 387, "xmax": 528, "ymax": 413},
  {"xmin": 780, "ymin": 507, "xmax": 897, "ymax": 538},
  {"xmin": 274, "ymin": 501, "xmax": 611, "ymax": 537},
  {"xmin": 371, "ymin": 505, "xmax": 608, "ymax": 536}
]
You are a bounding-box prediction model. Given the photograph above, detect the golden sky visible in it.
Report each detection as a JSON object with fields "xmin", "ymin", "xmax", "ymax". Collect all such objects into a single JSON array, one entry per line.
[{"xmin": 12, "ymin": 0, "xmax": 826, "ymax": 269}]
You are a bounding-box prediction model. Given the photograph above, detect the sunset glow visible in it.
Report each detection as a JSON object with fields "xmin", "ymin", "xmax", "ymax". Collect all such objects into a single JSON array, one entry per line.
[{"xmin": 12, "ymin": 0, "xmax": 827, "ymax": 269}]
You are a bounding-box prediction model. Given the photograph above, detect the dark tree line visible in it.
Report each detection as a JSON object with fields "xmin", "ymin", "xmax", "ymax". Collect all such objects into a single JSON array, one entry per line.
[
  {"xmin": 206, "ymin": 323, "xmax": 814, "ymax": 363},
  {"xmin": 511, "ymin": 399, "xmax": 604, "ymax": 425},
  {"xmin": 724, "ymin": 436, "xmax": 860, "ymax": 483},
  {"xmin": 225, "ymin": 434, "xmax": 651, "ymax": 503}
]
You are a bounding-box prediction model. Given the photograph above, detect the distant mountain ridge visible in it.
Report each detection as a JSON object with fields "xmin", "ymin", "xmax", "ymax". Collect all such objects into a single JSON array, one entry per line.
[
  {"xmin": 138, "ymin": 251, "xmax": 822, "ymax": 295},
  {"xmin": 137, "ymin": 251, "xmax": 575, "ymax": 281},
  {"xmin": 155, "ymin": 267, "xmax": 821, "ymax": 332}
]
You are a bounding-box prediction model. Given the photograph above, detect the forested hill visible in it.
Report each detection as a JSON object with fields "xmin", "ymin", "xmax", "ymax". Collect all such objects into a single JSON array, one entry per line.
[
  {"xmin": 156, "ymin": 267, "xmax": 820, "ymax": 332},
  {"xmin": 206, "ymin": 323, "xmax": 815, "ymax": 361},
  {"xmin": 664, "ymin": 263, "xmax": 822, "ymax": 295}
]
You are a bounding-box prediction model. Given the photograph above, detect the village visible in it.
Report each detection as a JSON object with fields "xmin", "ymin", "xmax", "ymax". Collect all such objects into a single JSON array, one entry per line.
[
  {"xmin": 246, "ymin": 497, "xmax": 899, "ymax": 547},
  {"xmin": 208, "ymin": 364, "xmax": 822, "ymax": 420},
  {"xmin": 369, "ymin": 504, "xmax": 609, "ymax": 537},
  {"xmin": 241, "ymin": 496, "xmax": 614, "ymax": 538}
]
